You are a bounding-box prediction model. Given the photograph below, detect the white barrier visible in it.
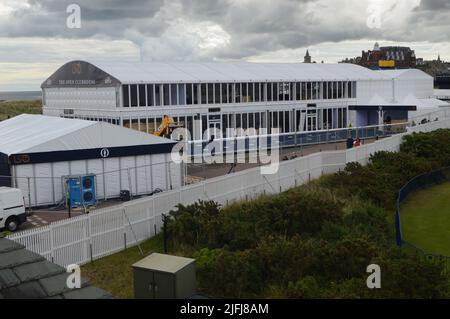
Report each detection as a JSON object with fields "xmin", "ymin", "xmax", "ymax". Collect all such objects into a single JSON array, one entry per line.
[{"xmin": 7, "ymin": 118, "xmax": 450, "ymax": 267}]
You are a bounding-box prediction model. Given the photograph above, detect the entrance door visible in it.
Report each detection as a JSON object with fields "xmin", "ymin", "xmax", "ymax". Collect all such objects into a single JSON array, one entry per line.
[
  {"xmin": 307, "ymin": 111, "xmax": 318, "ymax": 131},
  {"xmin": 208, "ymin": 122, "xmax": 221, "ymax": 141}
]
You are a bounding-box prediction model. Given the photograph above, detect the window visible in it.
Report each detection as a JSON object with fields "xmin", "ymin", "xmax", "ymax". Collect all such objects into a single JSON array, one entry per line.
[
  {"xmin": 235, "ymin": 83, "xmax": 241, "ymax": 103},
  {"xmin": 155, "ymin": 85, "xmax": 161, "ymax": 106},
  {"xmin": 236, "ymin": 113, "xmax": 241, "ymax": 128},
  {"xmin": 255, "ymin": 83, "xmax": 260, "ymax": 102},
  {"xmin": 333, "ymin": 82, "xmax": 338, "ymax": 99},
  {"xmin": 295, "ymin": 82, "xmax": 301, "ymax": 100},
  {"xmin": 228, "ymin": 84, "xmax": 234, "ymax": 104},
  {"xmin": 267, "ymin": 83, "xmax": 273, "ymax": 102},
  {"xmin": 130, "ymin": 84, "xmax": 138, "ymax": 107},
  {"xmin": 301, "ymin": 82, "xmax": 307, "ymax": 100},
  {"xmin": 201, "ymin": 84, "xmax": 207, "ymax": 104},
  {"xmin": 242, "ymin": 113, "xmax": 248, "ymax": 129},
  {"xmin": 163, "ymin": 84, "xmax": 170, "ymax": 106},
  {"xmin": 306, "ymin": 82, "xmax": 312, "ymax": 100},
  {"xmin": 139, "ymin": 84, "xmax": 146, "ymax": 107},
  {"xmin": 272, "ymin": 83, "xmax": 278, "ymax": 102},
  {"xmin": 249, "ymin": 113, "xmax": 254, "ymax": 128},
  {"xmin": 221, "ymin": 83, "xmax": 228, "ymax": 104},
  {"xmin": 186, "ymin": 84, "xmax": 193, "ymax": 104},
  {"xmin": 337, "ymin": 82, "xmax": 342, "ymax": 99},
  {"xmin": 214, "ymin": 83, "xmax": 221, "ymax": 104},
  {"xmin": 208, "ymin": 84, "xmax": 214, "ymax": 104},
  {"xmin": 281, "ymin": 82, "xmax": 290, "ymax": 101},
  {"xmin": 178, "ymin": 84, "xmax": 186, "ymax": 105},
  {"xmin": 249, "ymin": 83, "xmax": 254, "ymax": 102},
  {"xmin": 352, "ymin": 82, "xmax": 357, "ymax": 98},
  {"xmin": 123, "ymin": 85, "xmax": 129, "ymax": 107},
  {"xmin": 290, "ymin": 83, "xmax": 295, "ymax": 101},
  {"xmin": 147, "ymin": 84, "xmax": 154, "ymax": 106},
  {"xmin": 193, "ymin": 84, "xmax": 199, "ymax": 104},
  {"xmin": 171, "ymin": 84, "xmax": 178, "ymax": 105},
  {"xmin": 327, "ymin": 82, "xmax": 332, "ymax": 100},
  {"xmin": 242, "ymin": 83, "xmax": 248, "ymax": 102},
  {"xmin": 139, "ymin": 118, "xmax": 147, "ymax": 132},
  {"xmin": 312, "ymin": 82, "xmax": 318, "ymax": 100},
  {"xmin": 285, "ymin": 111, "xmax": 290, "ymax": 132}
]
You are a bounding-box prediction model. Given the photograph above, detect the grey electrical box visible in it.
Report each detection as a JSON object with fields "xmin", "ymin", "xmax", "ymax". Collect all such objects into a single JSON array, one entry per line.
[{"xmin": 132, "ymin": 253, "xmax": 196, "ymax": 299}]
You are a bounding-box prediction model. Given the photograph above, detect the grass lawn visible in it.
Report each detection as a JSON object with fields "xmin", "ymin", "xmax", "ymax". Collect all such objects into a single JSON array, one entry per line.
[
  {"xmin": 401, "ymin": 182, "xmax": 450, "ymax": 256},
  {"xmin": 0, "ymin": 100, "xmax": 42, "ymax": 121},
  {"xmin": 81, "ymin": 234, "xmax": 165, "ymax": 299}
]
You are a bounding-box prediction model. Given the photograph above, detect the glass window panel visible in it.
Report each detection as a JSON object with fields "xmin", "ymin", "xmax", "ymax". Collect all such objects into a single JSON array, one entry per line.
[
  {"xmin": 255, "ymin": 83, "xmax": 260, "ymax": 102},
  {"xmin": 130, "ymin": 85, "xmax": 138, "ymax": 107},
  {"xmin": 193, "ymin": 84, "xmax": 199, "ymax": 104},
  {"xmin": 155, "ymin": 85, "xmax": 161, "ymax": 106},
  {"xmin": 235, "ymin": 83, "xmax": 241, "ymax": 103},
  {"xmin": 139, "ymin": 84, "xmax": 146, "ymax": 106},
  {"xmin": 123, "ymin": 85, "xmax": 129, "ymax": 107},
  {"xmin": 267, "ymin": 83, "xmax": 272, "ymax": 102},
  {"xmin": 221, "ymin": 83, "xmax": 228, "ymax": 104},
  {"xmin": 214, "ymin": 83, "xmax": 221, "ymax": 104},
  {"xmin": 207, "ymin": 83, "xmax": 214, "ymax": 104},
  {"xmin": 186, "ymin": 84, "xmax": 193, "ymax": 104},
  {"xmin": 146, "ymin": 84, "xmax": 154, "ymax": 106},
  {"xmin": 171, "ymin": 84, "xmax": 178, "ymax": 105}
]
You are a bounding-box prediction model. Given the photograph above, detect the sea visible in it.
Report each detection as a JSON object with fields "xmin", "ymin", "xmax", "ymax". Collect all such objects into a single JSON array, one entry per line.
[{"xmin": 0, "ymin": 91, "xmax": 41, "ymax": 102}]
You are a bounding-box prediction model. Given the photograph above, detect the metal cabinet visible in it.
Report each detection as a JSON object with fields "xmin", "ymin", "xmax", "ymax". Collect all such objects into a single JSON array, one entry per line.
[{"xmin": 132, "ymin": 253, "xmax": 196, "ymax": 299}]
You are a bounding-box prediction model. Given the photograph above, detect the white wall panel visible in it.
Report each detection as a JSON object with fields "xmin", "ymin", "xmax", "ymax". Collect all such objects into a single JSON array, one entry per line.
[
  {"xmin": 104, "ymin": 158, "xmax": 120, "ymax": 198},
  {"xmin": 120, "ymin": 156, "xmax": 137, "ymax": 195},
  {"xmin": 15, "ymin": 165, "xmax": 35, "ymax": 207},
  {"xmin": 70, "ymin": 160, "xmax": 87, "ymax": 175},
  {"xmin": 34, "ymin": 163, "xmax": 53, "ymax": 206},
  {"xmin": 135, "ymin": 155, "xmax": 148, "ymax": 195},
  {"xmin": 151, "ymin": 154, "xmax": 167, "ymax": 190}
]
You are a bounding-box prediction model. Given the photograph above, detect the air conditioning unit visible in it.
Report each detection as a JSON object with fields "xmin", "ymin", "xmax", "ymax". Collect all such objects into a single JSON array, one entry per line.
[{"xmin": 65, "ymin": 174, "xmax": 97, "ymax": 208}]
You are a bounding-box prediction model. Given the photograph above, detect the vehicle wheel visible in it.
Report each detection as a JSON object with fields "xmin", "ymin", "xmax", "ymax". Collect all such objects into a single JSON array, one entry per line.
[{"xmin": 5, "ymin": 216, "xmax": 19, "ymax": 232}]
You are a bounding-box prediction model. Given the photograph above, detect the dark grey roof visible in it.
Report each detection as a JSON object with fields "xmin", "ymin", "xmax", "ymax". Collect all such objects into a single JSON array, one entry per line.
[{"xmin": 0, "ymin": 238, "xmax": 112, "ymax": 299}]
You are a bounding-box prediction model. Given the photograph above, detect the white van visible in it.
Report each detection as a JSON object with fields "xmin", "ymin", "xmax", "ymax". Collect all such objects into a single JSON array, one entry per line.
[{"xmin": 0, "ymin": 187, "xmax": 27, "ymax": 232}]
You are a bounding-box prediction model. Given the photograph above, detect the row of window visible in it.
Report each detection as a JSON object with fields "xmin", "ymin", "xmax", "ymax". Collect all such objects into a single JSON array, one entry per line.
[
  {"xmin": 118, "ymin": 108, "xmax": 347, "ymax": 139},
  {"xmin": 122, "ymin": 81, "xmax": 357, "ymax": 107}
]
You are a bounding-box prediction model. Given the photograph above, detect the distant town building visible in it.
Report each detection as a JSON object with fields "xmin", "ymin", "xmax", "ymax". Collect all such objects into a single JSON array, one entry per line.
[
  {"xmin": 358, "ymin": 43, "xmax": 417, "ymax": 69},
  {"xmin": 304, "ymin": 50, "xmax": 312, "ymax": 63}
]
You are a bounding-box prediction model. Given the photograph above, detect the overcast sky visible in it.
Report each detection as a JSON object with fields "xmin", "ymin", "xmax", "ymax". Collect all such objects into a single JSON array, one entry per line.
[{"xmin": 0, "ymin": 0, "xmax": 449, "ymax": 91}]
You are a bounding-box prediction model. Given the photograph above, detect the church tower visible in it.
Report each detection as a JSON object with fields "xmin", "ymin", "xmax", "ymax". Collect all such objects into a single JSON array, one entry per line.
[{"xmin": 304, "ymin": 50, "xmax": 312, "ymax": 63}]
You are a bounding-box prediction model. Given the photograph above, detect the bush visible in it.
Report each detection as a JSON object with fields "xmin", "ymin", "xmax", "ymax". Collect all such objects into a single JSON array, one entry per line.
[{"xmin": 401, "ymin": 129, "xmax": 450, "ymax": 166}]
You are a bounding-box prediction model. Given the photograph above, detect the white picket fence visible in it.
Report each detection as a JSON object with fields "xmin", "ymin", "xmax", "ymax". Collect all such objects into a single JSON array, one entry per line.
[{"xmin": 7, "ymin": 118, "xmax": 450, "ymax": 268}]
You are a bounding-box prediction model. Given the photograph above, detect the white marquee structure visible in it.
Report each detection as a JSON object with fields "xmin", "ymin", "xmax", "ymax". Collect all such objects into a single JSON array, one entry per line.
[
  {"xmin": 42, "ymin": 61, "xmax": 448, "ymax": 141},
  {"xmin": 0, "ymin": 114, "xmax": 182, "ymax": 207}
]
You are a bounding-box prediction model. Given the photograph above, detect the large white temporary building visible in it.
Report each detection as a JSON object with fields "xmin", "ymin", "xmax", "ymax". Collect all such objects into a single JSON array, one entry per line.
[
  {"xmin": 42, "ymin": 60, "xmax": 448, "ymax": 141},
  {"xmin": 0, "ymin": 114, "xmax": 182, "ymax": 207}
]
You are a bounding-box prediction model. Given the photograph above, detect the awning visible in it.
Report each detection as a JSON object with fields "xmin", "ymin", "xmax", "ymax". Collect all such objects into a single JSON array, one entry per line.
[{"xmin": 348, "ymin": 105, "xmax": 416, "ymax": 111}]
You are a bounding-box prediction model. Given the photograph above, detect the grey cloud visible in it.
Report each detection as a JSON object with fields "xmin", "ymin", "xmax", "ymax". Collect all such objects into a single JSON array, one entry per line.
[{"xmin": 0, "ymin": 0, "xmax": 449, "ymax": 61}]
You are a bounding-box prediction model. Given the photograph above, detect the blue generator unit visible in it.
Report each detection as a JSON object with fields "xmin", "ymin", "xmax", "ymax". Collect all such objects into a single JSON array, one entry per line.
[{"xmin": 66, "ymin": 174, "xmax": 97, "ymax": 208}]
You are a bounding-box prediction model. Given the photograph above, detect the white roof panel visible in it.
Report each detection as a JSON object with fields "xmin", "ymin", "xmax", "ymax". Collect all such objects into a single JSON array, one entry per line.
[
  {"xmin": 0, "ymin": 114, "xmax": 173, "ymax": 155},
  {"xmin": 90, "ymin": 61, "xmax": 398, "ymax": 83}
]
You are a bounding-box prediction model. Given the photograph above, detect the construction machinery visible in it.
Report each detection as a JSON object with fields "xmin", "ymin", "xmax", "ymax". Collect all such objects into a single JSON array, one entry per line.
[{"xmin": 153, "ymin": 115, "xmax": 183, "ymax": 138}]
